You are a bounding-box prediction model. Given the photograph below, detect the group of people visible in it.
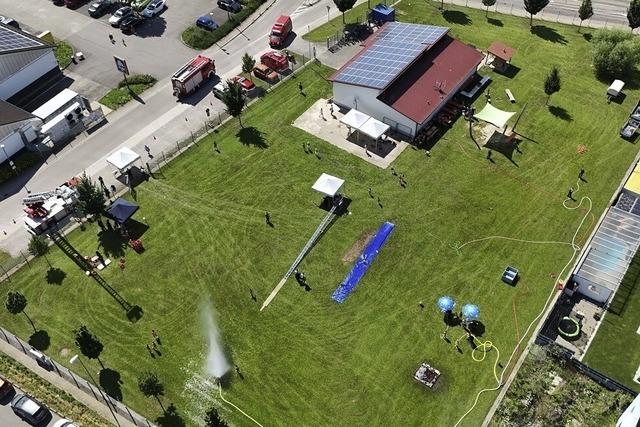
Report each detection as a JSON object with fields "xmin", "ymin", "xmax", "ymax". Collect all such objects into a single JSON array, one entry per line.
[{"xmin": 146, "ymin": 329, "xmax": 162, "ymax": 357}]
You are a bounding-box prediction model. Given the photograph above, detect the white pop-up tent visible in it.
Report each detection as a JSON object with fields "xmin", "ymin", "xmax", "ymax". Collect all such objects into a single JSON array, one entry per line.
[
  {"xmin": 607, "ymin": 79, "xmax": 625, "ymax": 98},
  {"xmin": 106, "ymin": 147, "xmax": 141, "ymax": 172},
  {"xmin": 312, "ymin": 173, "xmax": 345, "ymax": 197},
  {"xmin": 474, "ymin": 103, "xmax": 516, "ymax": 129},
  {"xmin": 359, "ymin": 117, "xmax": 390, "ymax": 140},
  {"xmin": 340, "ymin": 108, "xmax": 369, "ymax": 130}
]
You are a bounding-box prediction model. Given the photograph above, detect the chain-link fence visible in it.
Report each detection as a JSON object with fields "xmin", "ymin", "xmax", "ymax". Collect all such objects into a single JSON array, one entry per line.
[{"xmin": 0, "ymin": 325, "xmax": 154, "ymax": 426}]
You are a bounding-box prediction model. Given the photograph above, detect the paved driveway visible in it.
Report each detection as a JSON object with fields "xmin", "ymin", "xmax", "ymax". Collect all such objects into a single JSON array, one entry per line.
[{"xmin": 0, "ymin": 385, "xmax": 63, "ymax": 427}]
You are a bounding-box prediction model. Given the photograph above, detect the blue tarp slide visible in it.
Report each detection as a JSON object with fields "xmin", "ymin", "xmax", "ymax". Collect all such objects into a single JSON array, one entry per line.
[{"xmin": 332, "ymin": 221, "xmax": 395, "ymax": 303}]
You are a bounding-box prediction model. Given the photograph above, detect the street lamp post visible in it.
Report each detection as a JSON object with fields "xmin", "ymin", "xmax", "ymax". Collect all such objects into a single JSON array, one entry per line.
[
  {"xmin": 70, "ymin": 355, "xmax": 121, "ymax": 426},
  {"xmin": 326, "ymin": 5, "xmax": 331, "ymax": 22}
]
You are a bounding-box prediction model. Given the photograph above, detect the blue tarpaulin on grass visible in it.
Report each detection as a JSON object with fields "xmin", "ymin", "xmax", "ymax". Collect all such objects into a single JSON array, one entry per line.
[{"xmin": 332, "ymin": 221, "xmax": 395, "ymax": 303}]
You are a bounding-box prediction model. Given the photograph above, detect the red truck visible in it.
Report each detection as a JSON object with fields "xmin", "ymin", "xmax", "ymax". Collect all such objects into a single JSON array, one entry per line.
[
  {"xmin": 260, "ymin": 51, "xmax": 289, "ymax": 72},
  {"xmin": 268, "ymin": 15, "xmax": 292, "ymax": 48},
  {"xmin": 171, "ymin": 55, "xmax": 216, "ymax": 98}
]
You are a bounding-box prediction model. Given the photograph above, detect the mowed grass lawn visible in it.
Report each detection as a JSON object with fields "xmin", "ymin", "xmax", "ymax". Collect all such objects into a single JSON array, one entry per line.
[{"xmin": 3, "ymin": 6, "xmax": 640, "ymax": 426}]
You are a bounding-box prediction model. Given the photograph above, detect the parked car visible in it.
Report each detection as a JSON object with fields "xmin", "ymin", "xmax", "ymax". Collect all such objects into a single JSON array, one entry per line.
[
  {"xmin": 109, "ymin": 6, "xmax": 133, "ymax": 27},
  {"xmin": 52, "ymin": 0, "xmax": 66, "ymax": 5},
  {"xmin": 231, "ymin": 76, "xmax": 256, "ymax": 95},
  {"xmin": 131, "ymin": 0, "xmax": 152, "ymax": 11},
  {"xmin": 196, "ymin": 15, "xmax": 218, "ymax": 31},
  {"xmin": 64, "ymin": 0, "xmax": 86, "ymax": 8},
  {"xmin": 53, "ymin": 419, "xmax": 79, "ymax": 427},
  {"xmin": 142, "ymin": 0, "xmax": 166, "ymax": 17},
  {"xmin": 88, "ymin": 0, "xmax": 113, "ymax": 17},
  {"xmin": 120, "ymin": 14, "xmax": 144, "ymax": 34},
  {"xmin": 0, "ymin": 16, "xmax": 19, "ymax": 28},
  {"xmin": 0, "ymin": 376, "xmax": 14, "ymax": 399},
  {"xmin": 260, "ymin": 51, "xmax": 289, "ymax": 71},
  {"xmin": 11, "ymin": 394, "xmax": 51, "ymax": 425},
  {"xmin": 212, "ymin": 81, "xmax": 229, "ymax": 99},
  {"xmin": 253, "ymin": 63, "xmax": 278, "ymax": 82},
  {"xmin": 268, "ymin": 15, "xmax": 292, "ymax": 47},
  {"xmin": 217, "ymin": 0, "xmax": 241, "ymax": 12}
]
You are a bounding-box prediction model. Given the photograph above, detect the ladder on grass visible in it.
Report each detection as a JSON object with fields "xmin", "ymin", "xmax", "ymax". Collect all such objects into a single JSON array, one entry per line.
[{"xmin": 260, "ymin": 200, "xmax": 341, "ymax": 311}]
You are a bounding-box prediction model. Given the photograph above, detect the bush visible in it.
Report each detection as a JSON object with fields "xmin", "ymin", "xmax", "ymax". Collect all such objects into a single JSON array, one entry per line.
[
  {"xmin": 0, "ymin": 150, "xmax": 41, "ymax": 186},
  {"xmin": 54, "ymin": 40, "xmax": 74, "ymax": 69},
  {"xmin": 592, "ymin": 29, "xmax": 640, "ymax": 79},
  {"xmin": 117, "ymin": 74, "xmax": 156, "ymax": 88},
  {"xmin": 182, "ymin": 0, "xmax": 267, "ymax": 50}
]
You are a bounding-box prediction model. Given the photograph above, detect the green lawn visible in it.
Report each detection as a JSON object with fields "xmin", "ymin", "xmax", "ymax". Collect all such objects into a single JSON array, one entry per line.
[
  {"xmin": 583, "ymin": 252, "xmax": 640, "ymax": 392},
  {"xmin": 99, "ymin": 74, "xmax": 157, "ymax": 111},
  {"xmin": 4, "ymin": 5, "xmax": 640, "ymax": 426},
  {"xmin": 304, "ymin": 3, "xmax": 370, "ymax": 42}
]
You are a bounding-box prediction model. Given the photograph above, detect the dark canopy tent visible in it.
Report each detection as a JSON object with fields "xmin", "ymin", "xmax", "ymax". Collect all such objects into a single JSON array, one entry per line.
[{"xmin": 105, "ymin": 198, "xmax": 139, "ymax": 224}]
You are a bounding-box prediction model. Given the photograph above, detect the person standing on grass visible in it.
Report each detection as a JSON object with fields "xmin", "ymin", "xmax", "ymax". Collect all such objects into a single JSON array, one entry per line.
[{"xmin": 265, "ymin": 211, "xmax": 271, "ymax": 225}]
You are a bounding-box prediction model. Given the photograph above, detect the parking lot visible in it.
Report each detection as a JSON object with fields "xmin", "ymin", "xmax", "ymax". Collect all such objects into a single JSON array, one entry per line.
[{"xmin": 0, "ymin": 0, "xmax": 241, "ymax": 102}]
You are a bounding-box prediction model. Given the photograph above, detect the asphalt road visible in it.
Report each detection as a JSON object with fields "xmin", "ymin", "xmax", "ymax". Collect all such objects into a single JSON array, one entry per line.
[
  {"xmin": 0, "ymin": 385, "xmax": 63, "ymax": 427},
  {"xmin": 0, "ymin": 0, "xmax": 349, "ymax": 255}
]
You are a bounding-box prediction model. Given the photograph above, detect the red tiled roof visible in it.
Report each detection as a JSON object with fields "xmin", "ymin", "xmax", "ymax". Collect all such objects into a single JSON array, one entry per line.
[
  {"xmin": 378, "ymin": 36, "xmax": 483, "ymax": 124},
  {"xmin": 487, "ymin": 41, "xmax": 515, "ymax": 61}
]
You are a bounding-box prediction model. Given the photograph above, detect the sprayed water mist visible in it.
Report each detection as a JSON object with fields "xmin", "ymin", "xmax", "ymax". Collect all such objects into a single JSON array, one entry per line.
[{"xmin": 201, "ymin": 301, "xmax": 230, "ymax": 378}]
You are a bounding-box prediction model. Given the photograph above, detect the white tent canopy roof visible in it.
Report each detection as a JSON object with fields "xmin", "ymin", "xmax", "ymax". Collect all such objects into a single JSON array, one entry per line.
[
  {"xmin": 340, "ymin": 108, "xmax": 370, "ymax": 129},
  {"xmin": 359, "ymin": 117, "xmax": 390, "ymax": 139},
  {"xmin": 474, "ymin": 103, "xmax": 516, "ymax": 129},
  {"xmin": 106, "ymin": 147, "xmax": 141, "ymax": 171},
  {"xmin": 312, "ymin": 173, "xmax": 345, "ymax": 197}
]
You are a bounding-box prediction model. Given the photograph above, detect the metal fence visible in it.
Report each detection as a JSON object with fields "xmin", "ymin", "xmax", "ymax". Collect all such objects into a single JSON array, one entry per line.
[{"xmin": 0, "ymin": 325, "xmax": 154, "ymax": 426}]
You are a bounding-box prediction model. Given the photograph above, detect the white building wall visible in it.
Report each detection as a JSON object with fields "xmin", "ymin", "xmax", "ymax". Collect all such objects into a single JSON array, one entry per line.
[
  {"xmin": 572, "ymin": 274, "xmax": 613, "ymax": 304},
  {"xmin": 332, "ymin": 82, "xmax": 418, "ymax": 137},
  {"xmin": 0, "ymin": 50, "xmax": 57, "ymax": 100},
  {"xmin": 0, "ymin": 123, "xmax": 33, "ymax": 163}
]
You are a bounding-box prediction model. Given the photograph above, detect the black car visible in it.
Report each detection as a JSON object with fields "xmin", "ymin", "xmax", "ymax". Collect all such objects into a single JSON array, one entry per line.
[
  {"xmin": 88, "ymin": 0, "xmax": 113, "ymax": 17},
  {"xmin": 11, "ymin": 394, "xmax": 51, "ymax": 425},
  {"xmin": 217, "ymin": 0, "xmax": 241, "ymax": 12},
  {"xmin": 120, "ymin": 14, "xmax": 144, "ymax": 34}
]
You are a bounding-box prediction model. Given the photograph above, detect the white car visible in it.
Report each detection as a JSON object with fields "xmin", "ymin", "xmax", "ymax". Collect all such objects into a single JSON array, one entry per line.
[
  {"xmin": 142, "ymin": 0, "xmax": 166, "ymax": 17},
  {"xmin": 109, "ymin": 6, "xmax": 133, "ymax": 26},
  {"xmin": 53, "ymin": 420, "xmax": 78, "ymax": 427}
]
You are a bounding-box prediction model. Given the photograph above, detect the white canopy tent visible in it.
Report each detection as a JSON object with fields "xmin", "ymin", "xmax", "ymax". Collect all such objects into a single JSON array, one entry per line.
[
  {"xmin": 340, "ymin": 108, "xmax": 390, "ymax": 141},
  {"xmin": 106, "ymin": 147, "xmax": 141, "ymax": 172},
  {"xmin": 312, "ymin": 173, "xmax": 345, "ymax": 197},
  {"xmin": 474, "ymin": 103, "xmax": 516, "ymax": 129}
]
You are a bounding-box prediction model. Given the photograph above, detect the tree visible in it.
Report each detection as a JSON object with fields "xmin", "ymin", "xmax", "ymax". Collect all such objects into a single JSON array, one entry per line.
[
  {"xmin": 483, "ymin": 0, "xmax": 496, "ymax": 16},
  {"xmin": 204, "ymin": 407, "xmax": 228, "ymax": 427},
  {"xmin": 28, "ymin": 235, "xmax": 51, "ymax": 268},
  {"xmin": 221, "ymin": 80, "xmax": 246, "ymax": 128},
  {"xmin": 76, "ymin": 173, "xmax": 105, "ymax": 218},
  {"xmin": 6, "ymin": 291, "xmax": 35, "ymax": 331},
  {"xmin": 592, "ymin": 29, "xmax": 640, "ymax": 78},
  {"xmin": 241, "ymin": 53, "xmax": 255, "ymax": 77},
  {"xmin": 73, "ymin": 325, "xmax": 105, "ymax": 368},
  {"xmin": 578, "ymin": 0, "xmax": 593, "ymax": 32},
  {"xmin": 628, "ymin": 0, "xmax": 640, "ymax": 30},
  {"xmin": 524, "ymin": 0, "xmax": 549, "ymax": 26},
  {"xmin": 138, "ymin": 372, "xmax": 165, "ymax": 412},
  {"xmin": 333, "ymin": 0, "xmax": 357, "ymax": 24},
  {"xmin": 544, "ymin": 66, "xmax": 561, "ymax": 105}
]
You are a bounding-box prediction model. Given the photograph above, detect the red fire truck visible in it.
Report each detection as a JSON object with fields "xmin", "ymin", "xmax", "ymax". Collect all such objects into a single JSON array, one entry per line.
[{"xmin": 171, "ymin": 55, "xmax": 216, "ymax": 98}]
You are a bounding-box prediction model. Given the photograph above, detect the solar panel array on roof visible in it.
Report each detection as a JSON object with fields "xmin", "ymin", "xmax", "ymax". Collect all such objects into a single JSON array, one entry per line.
[
  {"xmin": 0, "ymin": 24, "xmax": 44, "ymax": 54},
  {"xmin": 333, "ymin": 22, "xmax": 449, "ymax": 89}
]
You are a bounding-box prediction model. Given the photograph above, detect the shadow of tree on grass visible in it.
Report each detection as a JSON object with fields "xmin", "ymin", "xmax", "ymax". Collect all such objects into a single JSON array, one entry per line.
[
  {"xmin": 237, "ymin": 126, "xmax": 268, "ymax": 148},
  {"xmin": 98, "ymin": 229, "xmax": 127, "ymax": 258},
  {"xmin": 531, "ymin": 25, "xmax": 567, "ymax": 44},
  {"xmin": 156, "ymin": 403, "xmax": 186, "ymax": 427},
  {"xmin": 548, "ymin": 105, "xmax": 573, "ymax": 121},
  {"xmin": 100, "ymin": 368, "xmax": 123, "ymax": 401},
  {"xmin": 29, "ymin": 330, "xmax": 50, "ymax": 351},
  {"xmin": 46, "ymin": 267, "xmax": 66, "ymax": 285},
  {"xmin": 442, "ymin": 10, "xmax": 471, "ymax": 25}
]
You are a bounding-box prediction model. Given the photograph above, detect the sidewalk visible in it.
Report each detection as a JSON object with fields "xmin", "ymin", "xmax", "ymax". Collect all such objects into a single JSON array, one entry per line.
[{"xmin": 0, "ymin": 329, "xmax": 151, "ymax": 427}]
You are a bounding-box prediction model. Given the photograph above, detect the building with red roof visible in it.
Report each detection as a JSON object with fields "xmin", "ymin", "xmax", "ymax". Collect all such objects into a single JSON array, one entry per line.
[{"xmin": 331, "ymin": 22, "xmax": 483, "ymax": 138}]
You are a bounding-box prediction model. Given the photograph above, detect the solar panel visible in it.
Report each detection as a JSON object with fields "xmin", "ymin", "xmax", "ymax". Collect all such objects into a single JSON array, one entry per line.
[
  {"xmin": 0, "ymin": 25, "xmax": 44, "ymax": 54},
  {"xmin": 334, "ymin": 22, "xmax": 449, "ymax": 89},
  {"xmin": 617, "ymin": 192, "xmax": 637, "ymax": 213}
]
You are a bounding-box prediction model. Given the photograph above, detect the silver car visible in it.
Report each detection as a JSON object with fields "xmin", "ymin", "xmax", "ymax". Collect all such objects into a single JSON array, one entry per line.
[
  {"xmin": 142, "ymin": 0, "xmax": 166, "ymax": 17},
  {"xmin": 109, "ymin": 6, "xmax": 133, "ymax": 27}
]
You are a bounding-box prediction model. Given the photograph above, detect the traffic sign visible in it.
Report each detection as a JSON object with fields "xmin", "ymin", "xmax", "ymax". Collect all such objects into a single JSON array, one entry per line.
[{"xmin": 113, "ymin": 56, "xmax": 129, "ymax": 75}]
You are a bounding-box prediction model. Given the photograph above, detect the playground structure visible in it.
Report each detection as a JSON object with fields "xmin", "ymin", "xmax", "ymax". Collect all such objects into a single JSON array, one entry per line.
[
  {"xmin": 557, "ymin": 316, "xmax": 581, "ymax": 340},
  {"xmin": 260, "ymin": 174, "xmax": 345, "ymax": 311},
  {"xmin": 22, "ymin": 182, "xmax": 78, "ymax": 235},
  {"xmin": 332, "ymin": 221, "xmax": 395, "ymax": 303}
]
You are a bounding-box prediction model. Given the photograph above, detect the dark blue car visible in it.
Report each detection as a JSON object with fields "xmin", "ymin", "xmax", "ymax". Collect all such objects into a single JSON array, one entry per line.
[{"xmin": 196, "ymin": 15, "xmax": 218, "ymax": 31}]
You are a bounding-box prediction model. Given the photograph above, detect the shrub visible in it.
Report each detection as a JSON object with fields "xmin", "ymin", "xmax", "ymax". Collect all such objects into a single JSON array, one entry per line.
[
  {"xmin": 117, "ymin": 74, "xmax": 156, "ymax": 88},
  {"xmin": 592, "ymin": 29, "xmax": 640, "ymax": 79},
  {"xmin": 182, "ymin": 0, "xmax": 267, "ymax": 50}
]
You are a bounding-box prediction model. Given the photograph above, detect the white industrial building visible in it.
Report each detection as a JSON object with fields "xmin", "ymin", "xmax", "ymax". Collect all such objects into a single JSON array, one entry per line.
[
  {"xmin": 0, "ymin": 99, "xmax": 38, "ymax": 164},
  {"xmin": 330, "ymin": 22, "xmax": 483, "ymax": 138},
  {"xmin": 0, "ymin": 22, "xmax": 61, "ymax": 110}
]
